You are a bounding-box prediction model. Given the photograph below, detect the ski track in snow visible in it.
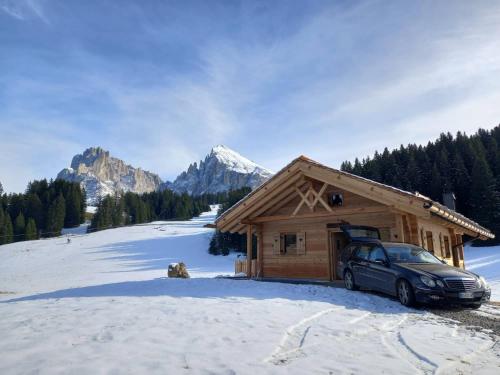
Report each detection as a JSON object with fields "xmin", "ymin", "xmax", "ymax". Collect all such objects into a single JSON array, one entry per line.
[{"xmin": 265, "ymin": 307, "xmax": 344, "ymax": 364}]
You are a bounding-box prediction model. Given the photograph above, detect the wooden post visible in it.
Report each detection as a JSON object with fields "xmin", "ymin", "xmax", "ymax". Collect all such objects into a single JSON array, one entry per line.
[
  {"xmin": 246, "ymin": 224, "xmax": 252, "ymax": 278},
  {"xmin": 257, "ymin": 225, "xmax": 263, "ymax": 278}
]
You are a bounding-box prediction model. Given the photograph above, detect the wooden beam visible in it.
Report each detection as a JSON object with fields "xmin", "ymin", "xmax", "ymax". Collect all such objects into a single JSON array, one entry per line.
[
  {"xmin": 217, "ymin": 164, "xmax": 302, "ymax": 228},
  {"xmin": 309, "ymin": 182, "xmax": 332, "ymax": 212},
  {"xmin": 293, "ymin": 185, "xmax": 310, "ymax": 215},
  {"xmin": 246, "ymin": 224, "xmax": 252, "ymax": 278},
  {"xmin": 299, "ymin": 164, "xmax": 427, "ymax": 217},
  {"xmin": 292, "ymin": 181, "xmax": 331, "ymax": 216},
  {"xmin": 243, "ymin": 206, "xmax": 389, "ymax": 224},
  {"xmin": 226, "ymin": 178, "xmax": 307, "ymax": 234},
  {"xmin": 257, "ymin": 225, "xmax": 263, "ymax": 277},
  {"xmin": 218, "ymin": 171, "xmax": 303, "ymax": 232}
]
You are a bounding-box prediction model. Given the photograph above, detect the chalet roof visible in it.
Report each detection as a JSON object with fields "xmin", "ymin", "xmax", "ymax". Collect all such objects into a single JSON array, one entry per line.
[{"xmin": 215, "ymin": 156, "xmax": 494, "ymax": 240}]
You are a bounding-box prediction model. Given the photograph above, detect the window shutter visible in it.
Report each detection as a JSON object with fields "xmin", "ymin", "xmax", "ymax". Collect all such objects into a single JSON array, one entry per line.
[
  {"xmin": 272, "ymin": 234, "xmax": 280, "ymax": 255},
  {"xmin": 297, "ymin": 232, "xmax": 306, "ymax": 255}
]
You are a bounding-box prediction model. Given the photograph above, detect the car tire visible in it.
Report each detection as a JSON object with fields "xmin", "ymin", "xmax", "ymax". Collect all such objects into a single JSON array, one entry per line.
[
  {"xmin": 344, "ymin": 270, "xmax": 358, "ymax": 291},
  {"xmin": 397, "ymin": 279, "xmax": 415, "ymax": 307}
]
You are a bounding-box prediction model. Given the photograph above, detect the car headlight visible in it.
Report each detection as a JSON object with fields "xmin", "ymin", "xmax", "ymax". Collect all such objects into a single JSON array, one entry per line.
[
  {"xmin": 479, "ymin": 276, "xmax": 489, "ymax": 288},
  {"xmin": 436, "ymin": 279, "xmax": 444, "ymax": 288},
  {"xmin": 420, "ymin": 275, "xmax": 436, "ymax": 287}
]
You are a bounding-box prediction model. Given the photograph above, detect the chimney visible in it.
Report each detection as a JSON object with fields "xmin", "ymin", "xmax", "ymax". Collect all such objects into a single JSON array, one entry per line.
[{"xmin": 442, "ymin": 192, "xmax": 456, "ymax": 211}]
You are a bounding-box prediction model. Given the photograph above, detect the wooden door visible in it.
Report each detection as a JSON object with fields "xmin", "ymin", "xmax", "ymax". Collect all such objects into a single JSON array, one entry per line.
[{"xmin": 329, "ymin": 231, "xmax": 348, "ymax": 280}]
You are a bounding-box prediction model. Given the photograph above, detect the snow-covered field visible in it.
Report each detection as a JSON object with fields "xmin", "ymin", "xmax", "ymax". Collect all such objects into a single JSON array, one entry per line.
[
  {"xmin": 465, "ymin": 244, "xmax": 500, "ymax": 301},
  {"xmin": 1, "ymin": 206, "xmax": 499, "ymax": 374}
]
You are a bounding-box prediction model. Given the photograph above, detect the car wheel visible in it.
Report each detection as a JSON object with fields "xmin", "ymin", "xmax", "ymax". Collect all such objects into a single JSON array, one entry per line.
[
  {"xmin": 397, "ymin": 279, "xmax": 415, "ymax": 307},
  {"xmin": 344, "ymin": 270, "xmax": 358, "ymax": 291}
]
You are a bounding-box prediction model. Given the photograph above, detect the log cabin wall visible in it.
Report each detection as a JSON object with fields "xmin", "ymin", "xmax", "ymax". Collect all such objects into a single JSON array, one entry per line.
[
  {"xmin": 259, "ymin": 183, "xmax": 399, "ymax": 280},
  {"xmin": 416, "ymin": 216, "xmax": 465, "ymax": 268}
]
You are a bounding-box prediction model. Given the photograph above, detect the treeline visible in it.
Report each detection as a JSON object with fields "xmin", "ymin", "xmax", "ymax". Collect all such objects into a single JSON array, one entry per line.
[
  {"xmin": 209, "ymin": 187, "xmax": 252, "ymax": 255},
  {"xmin": 0, "ymin": 179, "xmax": 86, "ymax": 244},
  {"xmin": 341, "ymin": 126, "xmax": 500, "ymax": 243},
  {"xmin": 89, "ymin": 189, "xmax": 215, "ymax": 231}
]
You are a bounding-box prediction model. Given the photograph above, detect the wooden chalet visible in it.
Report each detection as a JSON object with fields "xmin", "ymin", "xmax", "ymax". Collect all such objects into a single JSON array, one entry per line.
[{"xmin": 214, "ymin": 156, "xmax": 494, "ymax": 280}]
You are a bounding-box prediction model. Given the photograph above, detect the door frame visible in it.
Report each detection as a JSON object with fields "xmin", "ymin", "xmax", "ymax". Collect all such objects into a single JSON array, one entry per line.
[{"xmin": 328, "ymin": 229, "xmax": 347, "ymax": 281}]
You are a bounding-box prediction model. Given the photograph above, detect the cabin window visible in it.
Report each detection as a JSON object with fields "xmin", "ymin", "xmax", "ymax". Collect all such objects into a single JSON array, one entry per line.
[
  {"xmin": 282, "ymin": 233, "xmax": 297, "ymax": 254},
  {"xmin": 443, "ymin": 236, "xmax": 451, "ymax": 258},
  {"xmin": 425, "ymin": 231, "xmax": 434, "ymax": 253},
  {"xmin": 328, "ymin": 192, "xmax": 343, "ymax": 207},
  {"xmin": 274, "ymin": 232, "xmax": 306, "ymax": 255}
]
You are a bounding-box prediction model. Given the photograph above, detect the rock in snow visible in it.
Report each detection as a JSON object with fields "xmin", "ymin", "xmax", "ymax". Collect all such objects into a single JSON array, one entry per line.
[
  {"xmin": 57, "ymin": 147, "xmax": 162, "ymax": 205},
  {"xmin": 164, "ymin": 145, "xmax": 274, "ymax": 195}
]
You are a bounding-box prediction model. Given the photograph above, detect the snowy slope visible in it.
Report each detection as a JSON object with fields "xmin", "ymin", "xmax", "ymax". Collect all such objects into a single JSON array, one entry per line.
[
  {"xmin": 465, "ymin": 245, "xmax": 500, "ymax": 301},
  {"xmin": 0, "ymin": 209, "xmax": 499, "ymax": 374}
]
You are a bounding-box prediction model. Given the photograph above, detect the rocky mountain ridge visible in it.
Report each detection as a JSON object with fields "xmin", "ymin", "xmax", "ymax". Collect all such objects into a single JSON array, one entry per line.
[
  {"xmin": 57, "ymin": 145, "xmax": 273, "ymax": 204},
  {"xmin": 164, "ymin": 145, "xmax": 273, "ymax": 195},
  {"xmin": 57, "ymin": 147, "xmax": 162, "ymax": 205}
]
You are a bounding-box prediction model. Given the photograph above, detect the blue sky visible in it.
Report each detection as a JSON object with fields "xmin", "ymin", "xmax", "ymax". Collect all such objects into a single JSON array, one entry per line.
[{"xmin": 1, "ymin": 0, "xmax": 500, "ymax": 193}]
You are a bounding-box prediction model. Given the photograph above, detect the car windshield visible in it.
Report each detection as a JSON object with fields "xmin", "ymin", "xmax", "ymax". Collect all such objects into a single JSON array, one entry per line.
[{"xmin": 384, "ymin": 245, "xmax": 442, "ymax": 264}]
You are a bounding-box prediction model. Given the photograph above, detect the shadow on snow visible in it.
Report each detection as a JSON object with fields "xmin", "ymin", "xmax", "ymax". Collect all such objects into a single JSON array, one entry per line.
[{"xmin": 2, "ymin": 278, "xmax": 422, "ymax": 316}]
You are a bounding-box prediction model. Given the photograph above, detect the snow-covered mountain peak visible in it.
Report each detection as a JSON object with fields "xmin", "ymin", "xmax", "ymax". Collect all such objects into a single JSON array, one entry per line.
[
  {"xmin": 164, "ymin": 146, "xmax": 274, "ymax": 195},
  {"xmin": 209, "ymin": 145, "xmax": 273, "ymax": 175}
]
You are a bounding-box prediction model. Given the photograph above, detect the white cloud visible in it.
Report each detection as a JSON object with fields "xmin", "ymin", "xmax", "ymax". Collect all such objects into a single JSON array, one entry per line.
[{"xmin": 0, "ymin": 0, "xmax": 49, "ymax": 23}]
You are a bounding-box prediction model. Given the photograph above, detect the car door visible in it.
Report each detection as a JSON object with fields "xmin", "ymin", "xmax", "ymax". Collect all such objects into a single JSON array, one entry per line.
[
  {"xmin": 350, "ymin": 245, "xmax": 371, "ymax": 287},
  {"xmin": 366, "ymin": 246, "xmax": 396, "ymax": 294}
]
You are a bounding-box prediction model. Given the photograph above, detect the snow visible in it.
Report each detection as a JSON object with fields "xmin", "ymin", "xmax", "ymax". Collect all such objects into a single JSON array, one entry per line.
[
  {"xmin": 465, "ymin": 244, "xmax": 500, "ymax": 301},
  {"xmin": 212, "ymin": 144, "xmax": 274, "ymax": 175},
  {"xmin": 61, "ymin": 223, "xmax": 89, "ymax": 236},
  {"xmin": 0, "ymin": 206, "xmax": 499, "ymax": 374}
]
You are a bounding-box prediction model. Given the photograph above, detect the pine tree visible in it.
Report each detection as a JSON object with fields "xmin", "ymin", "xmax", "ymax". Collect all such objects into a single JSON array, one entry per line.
[
  {"xmin": 2, "ymin": 214, "xmax": 14, "ymax": 244},
  {"xmin": 64, "ymin": 186, "xmax": 81, "ymax": 228},
  {"xmin": 208, "ymin": 233, "xmax": 219, "ymax": 255},
  {"xmin": 469, "ymin": 157, "xmax": 499, "ymax": 229},
  {"xmin": 0, "ymin": 205, "xmax": 4, "ymax": 244},
  {"xmin": 26, "ymin": 193, "xmax": 44, "ymax": 229},
  {"xmin": 14, "ymin": 213, "xmax": 26, "ymax": 240},
  {"xmin": 80, "ymin": 188, "xmax": 87, "ymax": 224},
  {"xmin": 47, "ymin": 194, "xmax": 66, "ymax": 236},
  {"xmin": 25, "ymin": 218, "xmax": 38, "ymax": 240}
]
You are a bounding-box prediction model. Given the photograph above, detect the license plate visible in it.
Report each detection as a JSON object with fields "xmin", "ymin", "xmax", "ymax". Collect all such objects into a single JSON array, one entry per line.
[{"xmin": 459, "ymin": 292, "xmax": 473, "ymax": 299}]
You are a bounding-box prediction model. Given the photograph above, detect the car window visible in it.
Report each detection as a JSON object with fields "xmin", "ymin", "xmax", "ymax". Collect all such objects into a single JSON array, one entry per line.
[
  {"xmin": 385, "ymin": 245, "xmax": 442, "ymax": 264},
  {"xmin": 368, "ymin": 246, "xmax": 386, "ymax": 262},
  {"xmin": 341, "ymin": 244, "xmax": 357, "ymax": 262},
  {"xmin": 355, "ymin": 245, "xmax": 371, "ymax": 260}
]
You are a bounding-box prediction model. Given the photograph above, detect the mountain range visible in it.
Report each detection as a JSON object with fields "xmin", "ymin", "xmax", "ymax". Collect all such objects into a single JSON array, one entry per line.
[{"xmin": 57, "ymin": 145, "xmax": 273, "ymax": 204}]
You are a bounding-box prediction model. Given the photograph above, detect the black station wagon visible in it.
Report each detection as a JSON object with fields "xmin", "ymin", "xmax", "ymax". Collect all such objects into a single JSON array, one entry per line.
[{"xmin": 337, "ymin": 226, "xmax": 491, "ymax": 308}]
